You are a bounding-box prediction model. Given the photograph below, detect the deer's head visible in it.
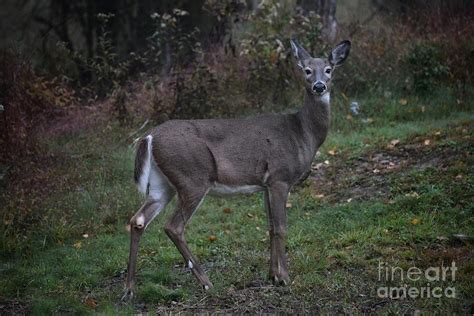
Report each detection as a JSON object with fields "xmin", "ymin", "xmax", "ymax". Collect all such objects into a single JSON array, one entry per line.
[{"xmin": 290, "ymin": 39, "xmax": 351, "ymax": 96}]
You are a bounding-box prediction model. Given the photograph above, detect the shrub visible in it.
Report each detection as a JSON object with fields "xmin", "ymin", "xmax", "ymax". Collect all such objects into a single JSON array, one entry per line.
[
  {"xmin": 0, "ymin": 49, "xmax": 74, "ymax": 162},
  {"xmin": 404, "ymin": 43, "xmax": 449, "ymax": 93}
]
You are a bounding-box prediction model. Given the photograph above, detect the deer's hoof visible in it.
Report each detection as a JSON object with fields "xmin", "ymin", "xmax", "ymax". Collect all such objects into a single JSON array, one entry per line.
[
  {"xmin": 121, "ymin": 288, "xmax": 134, "ymax": 302},
  {"xmin": 202, "ymin": 282, "xmax": 214, "ymax": 291},
  {"xmin": 271, "ymin": 274, "xmax": 290, "ymax": 286}
]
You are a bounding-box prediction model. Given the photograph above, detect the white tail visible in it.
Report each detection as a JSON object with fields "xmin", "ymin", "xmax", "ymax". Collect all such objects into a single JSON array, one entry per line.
[{"xmin": 137, "ymin": 135, "xmax": 153, "ymax": 194}]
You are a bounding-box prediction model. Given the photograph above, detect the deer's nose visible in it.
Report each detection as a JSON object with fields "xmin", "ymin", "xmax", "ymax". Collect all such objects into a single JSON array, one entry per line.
[{"xmin": 312, "ymin": 81, "xmax": 327, "ymax": 94}]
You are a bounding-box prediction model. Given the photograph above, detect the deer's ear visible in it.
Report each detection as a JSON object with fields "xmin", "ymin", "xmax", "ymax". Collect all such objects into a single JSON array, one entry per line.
[
  {"xmin": 329, "ymin": 40, "xmax": 351, "ymax": 67},
  {"xmin": 290, "ymin": 39, "xmax": 311, "ymax": 69}
]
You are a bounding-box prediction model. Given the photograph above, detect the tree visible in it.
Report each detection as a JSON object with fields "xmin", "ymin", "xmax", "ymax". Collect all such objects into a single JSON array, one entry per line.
[{"xmin": 298, "ymin": 0, "xmax": 337, "ymax": 42}]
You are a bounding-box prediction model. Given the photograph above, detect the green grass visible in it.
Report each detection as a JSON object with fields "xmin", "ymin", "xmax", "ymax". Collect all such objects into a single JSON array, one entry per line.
[{"xmin": 0, "ymin": 92, "xmax": 473, "ymax": 313}]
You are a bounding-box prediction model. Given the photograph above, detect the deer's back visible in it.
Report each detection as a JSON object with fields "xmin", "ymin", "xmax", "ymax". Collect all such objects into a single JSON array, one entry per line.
[{"xmin": 150, "ymin": 114, "xmax": 311, "ymax": 187}]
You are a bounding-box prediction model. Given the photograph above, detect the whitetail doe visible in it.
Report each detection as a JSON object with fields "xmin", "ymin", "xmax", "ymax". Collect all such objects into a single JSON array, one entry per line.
[{"xmin": 122, "ymin": 39, "xmax": 350, "ymax": 300}]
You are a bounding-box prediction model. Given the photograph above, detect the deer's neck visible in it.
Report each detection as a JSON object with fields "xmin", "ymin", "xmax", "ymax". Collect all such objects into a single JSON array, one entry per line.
[{"xmin": 297, "ymin": 89, "xmax": 331, "ymax": 152}]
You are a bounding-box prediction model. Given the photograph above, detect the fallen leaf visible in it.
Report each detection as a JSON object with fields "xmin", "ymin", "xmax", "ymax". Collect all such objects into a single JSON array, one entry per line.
[
  {"xmin": 223, "ymin": 207, "xmax": 232, "ymax": 214},
  {"xmin": 373, "ymin": 168, "xmax": 380, "ymax": 174},
  {"xmin": 346, "ymin": 198, "xmax": 353, "ymax": 203},
  {"xmin": 424, "ymin": 139, "xmax": 431, "ymax": 145},
  {"xmin": 85, "ymin": 297, "xmax": 97, "ymax": 309},
  {"xmin": 390, "ymin": 139, "xmax": 400, "ymax": 147},
  {"xmin": 328, "ymin": 149, "xmax": 337, "ymax": 156},
  {"xmin": 3, "ymin": 214, "xmax": 13, "ymax": 225},
  {"xmin": 455, "ymin": 174, "xmax": 463, "ymax": 179},
  {"xmin": 411, "ymin": 218, "xmax": 420, "ymax": 225},
  {"xmin": 434, "ymin": 131, "xmax": 441, "ymax": 136},
  {"xmin": 247, "ymin": 213, "xmax": 254, "ymax": 218},
  {"xmin": 224, "ymin": 229, "xmax": 231, "ymax": 235},
  {"xmin": 399, "ymin": 98, "xmax": 408, "ymax": 105},
  {"xmin": 256, "ymin": 226, "xmax": 261, "ymax": 231},
  {"xmin": 285, "ymin": 202, "xmax": 292, "ymax": 208},
  {"xmin": 405, "ymin": 192, "xmax": 420, "ymax": 198},
  {"xmin": 73, "ymin": 241, "xmax": 82, "ymax": 249},
  {"xmin": 82, "ymin": 233, "xmax": 89, "ymax": 238},
  {"xmin": 324, "ymin": 160, "xmax": 330, "ymax": 165},
  {"xmin": 208, "ymin": 235, "xmax": 217, "ymax": 242},
  {"xmin": 314, "ymin": 194, "xmax": 325, "ymax": 199},
  {"xmin": 346, "ymin": 114, "xmax": 353, "ymax": 120}
]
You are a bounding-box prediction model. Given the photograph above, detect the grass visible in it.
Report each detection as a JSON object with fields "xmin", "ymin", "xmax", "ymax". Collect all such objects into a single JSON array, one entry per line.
[{"xmin": 0, "ymin": 91, "xmax": 473, "ymax": 313}]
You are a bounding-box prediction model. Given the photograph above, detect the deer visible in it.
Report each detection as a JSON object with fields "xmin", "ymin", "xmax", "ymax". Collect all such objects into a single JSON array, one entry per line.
[{"xmin": 122, "ymin": 39, "xmax": 351, "ymax": 300}]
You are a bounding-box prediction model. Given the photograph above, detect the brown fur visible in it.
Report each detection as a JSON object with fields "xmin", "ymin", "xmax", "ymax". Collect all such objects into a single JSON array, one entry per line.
[{"xmin": 122, "ymin": 40, "xmax": 351, "ymax": 300}]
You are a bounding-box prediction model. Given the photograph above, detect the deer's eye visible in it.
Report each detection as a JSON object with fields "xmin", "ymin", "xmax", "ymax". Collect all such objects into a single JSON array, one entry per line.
[
  {"xmin": 305, "ymin": 68, "xmax": 312, "ymax": 76},
  {"xmin": 325, "ymin": 68, "xmax": 332, "ymax": 74}
]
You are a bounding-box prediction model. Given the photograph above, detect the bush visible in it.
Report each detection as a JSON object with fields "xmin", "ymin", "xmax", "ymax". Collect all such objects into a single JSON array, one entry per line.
[
  {"xmin": 404, "ymin": 43, "xmax": 449, "ymax": 93},
  {"xmin": 0, "ymin": 49, "xmax": 75, "ymax": 162}
]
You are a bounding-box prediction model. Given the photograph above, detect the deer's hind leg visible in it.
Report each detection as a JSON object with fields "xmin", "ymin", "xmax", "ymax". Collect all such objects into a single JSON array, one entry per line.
[
  {"xmin": 123, "ymin": 166, "xmax": 175, "ymax": 301},
  {"xmin": 164, "ymin": 187, "xmax": 213, "ymax": 290}
]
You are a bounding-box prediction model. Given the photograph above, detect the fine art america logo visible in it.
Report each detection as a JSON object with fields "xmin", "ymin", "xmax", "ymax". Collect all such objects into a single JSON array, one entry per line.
[{"xmin": 377, "ymin": 261, "xmax": 457, "ymax": 299}]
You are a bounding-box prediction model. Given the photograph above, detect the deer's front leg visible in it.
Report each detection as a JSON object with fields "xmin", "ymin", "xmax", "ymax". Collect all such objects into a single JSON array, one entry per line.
[{"xmin": 265, "ymin": 182, "xmax": 290, "ymax": 285}]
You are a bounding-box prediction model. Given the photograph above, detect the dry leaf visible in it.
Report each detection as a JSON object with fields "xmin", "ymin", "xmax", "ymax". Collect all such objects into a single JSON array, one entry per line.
[
  {"xmin": 405, "ymin": 192, "xmax": 420, "ymax": 198},
  {"xmin": 390, "ymin": 139, "xmax": 400, "ymax": 147},
  {"xmin": 373, "ymin": 168, "xmax": 380, "ymax": 174},
  {"xmin": 455, "ymin": 174, "xmax": 463, "ymax": 179},
  {"xmin": 223, "ymin": 207, "xmax": 232, "ymax": 214},
  {"xmin": 346, "ymin": 198, "xmax": 353, "ymax": 203},
  {"xmin": 328, "ymin": 149, "xmax": 337, "ymax": 156},
  {"xmin": 314, "ymin": 194, "xmax": 325, "ymax": 199},
  {"xmin": 73, "ymin": 241, "xmax": 82, "ymax": 249},
  {"xmin": 208, "ymin": 235, "xmax": 217, "ymax": 242},
  {"xmin": 434, "ymin": 131, "xmax": 441, "ymax": 136},
  {"xmin": 85, "ymin": 297, "xmax": 97, "ymax": 309},
  {"xmin": 82, "ymin": 233, "xmax": 89, "ymax": 238},
  {"xmin": 247, "ymin": 213, "xmax": 254, "ymax": 218},
  {"xmin": 346, "ymin": 114, "xmax": 353, "ymax": 120},
  {"xmin": 286, "ymin": 202, "xmax": 292, "ymax": 208},
  {"xmin": 424, "ymin": 139, "xmax": 431, "ymax": 145},
  {"xmin": 3, "ymin": 214, "xmax": 13, "ymax": 225},
  {"xmin": 411, "ymin": 218, "xmax": 420, "ymax": 225},
  {"xmin": 399, "ymin": 98, "xmax": 408, "ymax": 105},
  {"xmin": 324, "ymin": 160, "xmax": 330, "ymax": 165}
]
